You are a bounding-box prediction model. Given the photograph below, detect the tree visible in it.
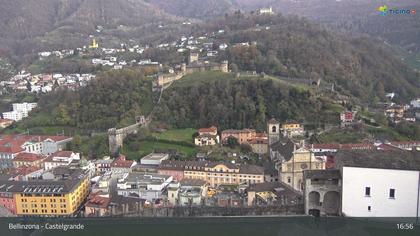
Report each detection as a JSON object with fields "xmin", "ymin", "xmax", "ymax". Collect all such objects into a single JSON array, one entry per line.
[
  {"xmin": 226, "ymin": 136, "xmax": 239, "ymax": 148},
  {"xmin": 240, "ymin": 143, "xmax": 253, "ymax": 153}
]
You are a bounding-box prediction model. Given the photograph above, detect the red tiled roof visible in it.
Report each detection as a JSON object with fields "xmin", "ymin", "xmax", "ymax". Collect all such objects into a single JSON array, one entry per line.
[
  {"xmin": 13, "ymin": 152, "xmax": 42, "ymax": 162},
  {"xmin": 111, "ymin": 155, "xmax": 134, "ymax": 168},
  {"xmin": 86, "ymin": 193, "xmax": 111, "ymax": 208},
  {"xmin": 198, "ymin": 126, "xmax": 217, "ymax": 134},
  {"xmin": 0, "ymin": 134, "xmax": 72, "ymax": 154},
  {"xmin": 51, "ymin": 151, "xmax": 74, "ymax": 158}
]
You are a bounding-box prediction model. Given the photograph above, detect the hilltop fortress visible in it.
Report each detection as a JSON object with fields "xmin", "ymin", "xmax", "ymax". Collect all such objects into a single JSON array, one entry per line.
[{"xmin": 157, "ymin": 51, "xmax": 228, "ymax": 87}]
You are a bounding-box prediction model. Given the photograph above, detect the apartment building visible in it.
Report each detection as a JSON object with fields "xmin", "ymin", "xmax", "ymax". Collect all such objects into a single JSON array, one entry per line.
[{"xmin": 2, "ymin": 167, "xmax": 89, "ymax": 216}]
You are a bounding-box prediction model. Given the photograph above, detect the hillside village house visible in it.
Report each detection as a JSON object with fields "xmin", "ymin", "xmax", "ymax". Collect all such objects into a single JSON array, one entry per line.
[
  {"xmin": 248, "ymin": 133, "xmax": 269, "ymax": 154},
  {"xmin": 194, "ymin": 126, "xmax": 219, "ymax": 146},
  {"xmin": 281, "ymin": 121, "xmax": 304, "ymax": 137},
  {"xmin": 0, "ymin": 119, "xmax": 13, "ymax": 128},
  {"xmin": 384, "ymin": 105, "xmax": 405, "ymax": 121},
  {"xmin": 340, "ymin": 111, "xmax": 356, "ymax": 127},
  {"xmin": 221, "ymin": 129, "xmax": 256, "ymax": 144}
]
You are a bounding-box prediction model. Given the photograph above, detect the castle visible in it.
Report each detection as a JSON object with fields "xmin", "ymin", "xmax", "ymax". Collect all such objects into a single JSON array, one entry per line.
[{"xmin": 157, "ymin": 51, "xmax": 228, "ymax": 87}]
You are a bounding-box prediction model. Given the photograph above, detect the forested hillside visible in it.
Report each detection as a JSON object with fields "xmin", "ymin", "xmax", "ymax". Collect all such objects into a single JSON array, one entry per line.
[
  {"xmin": 16, "ymin": 70, "xmax": 154, "ymax": 131},
  {"xmin": 205, "ymin": 14, "xmax": 419, "ymax": 102},
  {"xmin": 154, "ymin": 72, "xmax": 341, "ymax": 131}
]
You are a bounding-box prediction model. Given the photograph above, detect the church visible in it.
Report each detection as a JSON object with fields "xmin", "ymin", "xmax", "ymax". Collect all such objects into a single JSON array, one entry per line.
[{"xmin": 267, "ymin": 118, "xmax": 326, "ymax": 191}]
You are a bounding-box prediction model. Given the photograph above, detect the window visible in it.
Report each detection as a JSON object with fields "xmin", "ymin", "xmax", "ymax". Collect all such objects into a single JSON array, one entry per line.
[
  {"xmin": 368, "ymin": 206, "xmax": 371, "ymax": 211},
  {"xmin": 365, "ymin": 187, "xmax": 370, "ymax": 197},
  {"xmin": 287, "ymin": 177, "xmax": 291, "ymax": 183},
  {"xmin": 389, "ymin": 189, "xmax": 395, "ymax": 199},
  {"xmin": 272, "ymin": 126, "xmax": 277, "ymax": 133}
]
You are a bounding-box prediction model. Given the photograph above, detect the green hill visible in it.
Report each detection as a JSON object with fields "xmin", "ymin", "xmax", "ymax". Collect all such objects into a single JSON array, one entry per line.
[
  {"xmin": 154, "ymin": 71, "xmax": 340, "ymax": 131},
  {"xmin": 206, "ymin": 14, "xmax": 419, "ymax": 103}
]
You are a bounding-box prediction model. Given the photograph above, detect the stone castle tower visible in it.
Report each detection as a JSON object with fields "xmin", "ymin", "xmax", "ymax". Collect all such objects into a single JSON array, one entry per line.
[{"xmin": 267, "ymin": 118, "xmax": 280, "ymax": 145}]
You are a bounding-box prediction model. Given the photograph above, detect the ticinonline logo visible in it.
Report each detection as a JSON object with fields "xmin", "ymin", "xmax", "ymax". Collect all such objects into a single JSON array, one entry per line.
[{"xmin": 378, "ymin": 5, "xmax": 416, "ymax": 15}]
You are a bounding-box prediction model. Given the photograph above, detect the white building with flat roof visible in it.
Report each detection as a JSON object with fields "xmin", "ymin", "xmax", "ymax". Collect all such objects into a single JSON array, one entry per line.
[
  {"xmin": 140, "ymin": 153, "xmax": 169, "ymax": 165},
  {"xmin": 117, "ymin": 173, "xmax": 173, "ymax": 201},
  {"xmin": 2, "ymin": 103, "xmax": 37, "ymax": 121},
  {"xmin": 2, "ymin": 111, "xmax": 24, "ymax": 121}
]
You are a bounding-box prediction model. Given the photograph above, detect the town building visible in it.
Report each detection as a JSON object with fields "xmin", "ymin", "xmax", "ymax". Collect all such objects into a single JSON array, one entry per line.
[
  {"xmin": 116, "ymin": 172, "xmax": 173, "ymax": 202},
  {"xmin": 12, "ymin": 152, "xmax": 44, "ymax": 168},
  {"xmin": 110, "ymin": 155, "xmax": 136, "ymax": 174},
  {"xmin": 194, "ymin": 126, "xmax": 219, "ymax": 146},
  {"xmin": 213, "ymin": 191, "xmax": 243, "ymax": 207},
  {"xmin": 0, "ymin": 134, "xmax": 72, "ymax": 169},
  {"xmin": 8, "ymin": 166, "xmax": 44, "ymax": 181},
  {"xmin": 140, "ymin": 153, "xmax": 169, "ymax": 165},
  {"xmin": 221, "ymin": 129, "xmax": 256, "ymax": 144},
  {"xmin": 335, "ymin": 150, "xmax": 420, "ymax": 217},
  {"xmin": 167, "ymin": 179, "xmax": 208, "ymax": 206},
  {"xmin": 44, "ymin": 151, "xmax": 80, "ymax": 170},
  {"xmin": 303, "ymin": 169, "xmax": 341, "ymax": 216},
  {"xmin": 2, "ymin": 167, "xmax": 89, "ymax": 216},
  {"xmin": 159, "ymin": 161, "xmax": 265, "ymax": 187},
  {"xmin": 280, "ymin": 146, "xmax": 326, "ymax": 192},
  {"xmin": 2, "ymin": 103, "xmax": 37, "ymax": 121},
  {"xmin": 248, "ymin": 133, "xmax": 269, "ymax": 154},
  {"xmin": 157, "ymin": 160, "xmax": 188, "ymax": 181},
  {"xmin": 84, "ymin": 192, "xmax": 111, "ymax": 217},
  {"xmin": 247, "ymin": 181, "xmax": 302, "ymax": 206},
  {"xmin": 94, "ymin": 158, "xmax": 113, "ymax": 173},
  {"xmin": 91, "ymin": 172, "xmax": 112, "ymax": 194},
  {"xmin": 0, "ymin": 181, "xmax": 16, "ymax": 214}
]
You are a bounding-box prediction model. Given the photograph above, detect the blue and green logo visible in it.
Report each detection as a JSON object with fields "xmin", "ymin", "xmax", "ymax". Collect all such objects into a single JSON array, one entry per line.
[{"xmin": 378, "ymin": 5, "xmax": 416, "ymax": 15}]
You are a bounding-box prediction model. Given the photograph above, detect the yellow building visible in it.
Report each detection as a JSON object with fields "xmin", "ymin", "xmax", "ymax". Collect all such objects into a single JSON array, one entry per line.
[
  {"xmin": 280, "ymin": 147, "xmax": 325, "ymax": 191},
  {"xmin": 89, "ymin": 38, "xmax": 99, "ymax": 49},
  {"xmin": 281, "ymin": 121, "xmax": 304, "ymax": 137},
  {"xmin": 13, "ymin": 167, "xmax": 89, "ymax": 216},
  {"xmin": 183, "ymin": 162, "xmax": 265, "ymax": 187}
]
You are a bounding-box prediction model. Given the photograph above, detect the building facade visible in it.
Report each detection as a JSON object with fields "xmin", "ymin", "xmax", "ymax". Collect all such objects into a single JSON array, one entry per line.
[
  {"xmin": 280, "ymin": 147, "xmax": 326, "ymax": 191},
  {"xmin": 341, "ymin": 166, "xmax": 420, "ymax": 217},
  {"xmin": 303, "ymin": 170, "xmax": 341, "ymax": 216},
  {"xmin": 221, "ymin": 129, "xmax": 256, "ymax": 144},
  {"xmin": 11, "ymin": 167, "xmax": 89, "ymax": 216}
]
